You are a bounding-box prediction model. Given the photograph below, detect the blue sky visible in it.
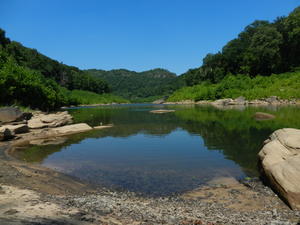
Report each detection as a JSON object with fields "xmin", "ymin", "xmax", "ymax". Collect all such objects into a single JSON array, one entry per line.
[{"xmin": 1, "ymin": 0, "xmax": 299, "ymax": 74}]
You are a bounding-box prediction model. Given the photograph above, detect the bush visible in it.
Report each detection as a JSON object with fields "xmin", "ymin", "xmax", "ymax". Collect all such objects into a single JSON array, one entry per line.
[
  {"xmin": 0, "ymin": 59, "xmax": 75, "ymax": 110},
  {"xmin": 168, "ymin": 71, "xmax": 300, "ymax": 102}
]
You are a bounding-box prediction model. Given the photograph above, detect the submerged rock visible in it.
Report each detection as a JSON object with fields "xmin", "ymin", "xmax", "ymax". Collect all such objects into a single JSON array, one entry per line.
[
  {"xmin": 258, "ymin": 128, "xmax": 300, "ymax": 210},
  {"xmin": 254, "ymin": 112, "xmax": 276, "ymax": 120},
  {"xmin": 150, "ymin": 109, "xmax": 176, "ymax": 114}
]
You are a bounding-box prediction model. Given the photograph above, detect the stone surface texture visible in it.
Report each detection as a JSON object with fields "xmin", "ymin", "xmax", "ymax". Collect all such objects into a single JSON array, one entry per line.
[{"xmin": 258, "ymin": 128, "xmax": 300, "ymax": 210}]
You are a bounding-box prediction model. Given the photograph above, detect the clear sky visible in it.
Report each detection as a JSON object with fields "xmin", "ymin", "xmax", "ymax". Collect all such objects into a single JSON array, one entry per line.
[{"xmin": 0, "ymin": 0, "xmax": 299, "ymax": 74}]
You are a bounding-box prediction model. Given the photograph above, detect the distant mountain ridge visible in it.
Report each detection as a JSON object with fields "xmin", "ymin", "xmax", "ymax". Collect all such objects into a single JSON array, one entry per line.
[{"xmin": 85, "ymin": 68, "xmax": 184, "ymax": 101}]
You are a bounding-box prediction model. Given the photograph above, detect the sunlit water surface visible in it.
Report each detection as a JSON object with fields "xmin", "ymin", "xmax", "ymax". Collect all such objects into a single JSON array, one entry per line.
[{"xmin": 15, "ymin": 104, "xmax": 300, "ymax": 196}]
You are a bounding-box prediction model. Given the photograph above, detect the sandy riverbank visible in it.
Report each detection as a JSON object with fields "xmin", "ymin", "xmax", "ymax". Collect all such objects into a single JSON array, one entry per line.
[{"xmin": 0, "ymin": 140, "xmax": 300, "ymax": 225}]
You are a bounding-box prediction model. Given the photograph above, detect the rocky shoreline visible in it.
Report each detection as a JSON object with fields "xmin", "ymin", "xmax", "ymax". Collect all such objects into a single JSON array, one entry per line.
[
  {"xmin": 162, "ymin": 96, "xmax": 300, "ymax": 107},
  {"xmin": 1, "ymin": 146, "xmax": 300, "ymax": 225},
  {"xmin": 0, "ymin": 107, "xmax": 300, "ymax": 224}
]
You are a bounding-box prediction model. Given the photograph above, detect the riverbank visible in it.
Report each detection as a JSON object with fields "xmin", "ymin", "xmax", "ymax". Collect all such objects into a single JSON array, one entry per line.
[
  {"xmin": 1, "ymin": 140, "xmax": 300, "ymax": 224},
  {"xmin": 1, "ymin": 108, "xmax": 300, "ymax": 224},
  {"xmin": 0, "ymin": 140, "xmax": 300, "ymax": 224},
  {"xmin": 163, "ymin": 96, "xmax": 300, "ymax": 107}
]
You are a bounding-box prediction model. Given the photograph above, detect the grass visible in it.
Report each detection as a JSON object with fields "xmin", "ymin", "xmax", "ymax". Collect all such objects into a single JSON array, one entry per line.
[
  {"xmin": 168, "ymin": 71, "xmax": 300, "ymax": 102},
  {"xmin": 66, "ymin": 90, "xmax": 130, "ymax": 105}
]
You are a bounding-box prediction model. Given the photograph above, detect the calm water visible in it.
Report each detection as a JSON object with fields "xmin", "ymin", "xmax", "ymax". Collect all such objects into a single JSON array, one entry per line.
[{"xmin": 15, "ymin": 104, "xmax": 300, "ymax": 196}]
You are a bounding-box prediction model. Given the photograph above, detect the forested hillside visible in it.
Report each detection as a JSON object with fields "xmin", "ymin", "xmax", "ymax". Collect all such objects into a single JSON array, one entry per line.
[
  {"xmin": 0, "ymin": 29, "xmax": 125, "ymax": 110},
  {"xmin": 182, "ymin": 6, "xmax": 300, "ymax": 86},
  {"xmin": 169, "ymin": 6, "xmax": 300, "ymax": 102},
  {"xmin": 86, "ymin": 69, "xmax": 184, "ymax": 101},
  {"xmin": 0, "ymin": 29, "xmax": 109, "ymax": 94}
]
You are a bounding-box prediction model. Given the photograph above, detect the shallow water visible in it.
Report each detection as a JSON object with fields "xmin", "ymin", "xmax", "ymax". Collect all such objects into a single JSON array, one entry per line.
[{"xmin": 15, "ymin": 104, "xmax": 300, "ymax": 196}]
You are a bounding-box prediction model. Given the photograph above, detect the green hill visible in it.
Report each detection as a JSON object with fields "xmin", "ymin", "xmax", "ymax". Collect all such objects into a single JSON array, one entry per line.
[
  {"xmin": 182, "ymin": 6, "xmax": 300, "ymax": 86},
  {"xmin": 85, "ymin": 68, "xmax": 184, "ymax": 102},
  {"xmin": 170, "ymin": 6, "xmax": 300, "ymax": 102},
  {"xmin": 0, "ymin": 29, "xmax": 127, "ymax": 110}
]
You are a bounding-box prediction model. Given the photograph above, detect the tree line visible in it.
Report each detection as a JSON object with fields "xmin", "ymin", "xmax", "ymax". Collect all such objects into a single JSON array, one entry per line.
[
  {"xmin": 0, "ymin": 29, "xmax": 111, "ymax": 110},
  {"xmin": 183, "ymin": 7, "xmax": 300, "ymax": 86},
  {"xmin": 86, "ymin": 68, "xmax": 184, "ymax": 101}
]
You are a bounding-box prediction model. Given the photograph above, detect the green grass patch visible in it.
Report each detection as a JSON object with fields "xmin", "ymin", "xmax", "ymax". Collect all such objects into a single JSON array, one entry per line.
[{"xmin": 66, "ymin": 90, "xmax": 130, "ymax": 105}]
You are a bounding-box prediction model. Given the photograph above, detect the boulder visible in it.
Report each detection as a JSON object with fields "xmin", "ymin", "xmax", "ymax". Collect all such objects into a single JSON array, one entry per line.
[
  {"xmin": 265, "ymin": 96, "xmax": 279, "ymax": 104},
  {"xmin": 230, "ymin": 96, "xmax": 247, "ymax": 105},
  {"xmin": 212, "ymin": 99, "xmax": 233, "ymax": 106},
  {"xmin": 0, "ymin": 107, "xmax": 32, "ymax": 123},
  {"xmin": 0, "ymin": 127, "xmax": 13, "ymax": 141},
  {"xmin": 258, "ymin": 128, "xmax": 300, "ymax": 209},
  {"xmin": 254, "ymin": 112, "xmax": 276, "ymax": 120},
  {"xmin": 28, "ymin": 111, "xmax": 73, "ymax": 129},
  {"xmin": 152, "ymin": 99, "xmax": 165, "ymax": 104}
]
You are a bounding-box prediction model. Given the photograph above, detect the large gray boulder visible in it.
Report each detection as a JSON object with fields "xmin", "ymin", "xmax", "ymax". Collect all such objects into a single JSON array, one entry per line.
[
  {"xmin": 0, "ymin": 107, "xmax": 32, "ymax": 123},
  {"xmin": 231, "ymin": 96, "xmax": 247, "ymax": 105},
  {"xmin": 258, "ymin": 128, "xmax": 300, "ymax": 209},
  {"xmin": 152, "ymin": 99, "xmax": 165, "ymax": 104},
  {"xmin": 211, "ymin": 98, "xmax": 233, "ymax": 106},
  {"xmin": 28, "ymin": 111, "xmax": 73, "ymax": 129},
  {"xmin": 265, "ymin": 96, "xmax": 279, "ymax": 104}
]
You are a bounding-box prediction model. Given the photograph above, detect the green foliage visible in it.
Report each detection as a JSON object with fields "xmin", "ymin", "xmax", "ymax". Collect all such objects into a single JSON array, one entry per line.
[
  {"xmin": 4, "ymin": 41, "xmax": 110, "ymax": 94},
  {"xmin": 168, "ymin": 71, "xmax": 300, "ymax": 102},
  {"xmin": 0, "ymin": 28, "xmax": 110, "ymax": 95},
  {"xmin": 0, "ymin": 28, "xmax": 128, "ymax": 110},
  {"xmin": 86, "ymin": 68, "xmax": 184, "ymax": 101},
  {"xmin": 0, "ymin": 59, "xmax": 75, "ymax": 110},
  {"xmin": 65, "ymin": 90, "xmax": 129, "ymax": 105},
  {"xmin": 183, "ymin": 7, "xmax": 300, "ymax": 85}
]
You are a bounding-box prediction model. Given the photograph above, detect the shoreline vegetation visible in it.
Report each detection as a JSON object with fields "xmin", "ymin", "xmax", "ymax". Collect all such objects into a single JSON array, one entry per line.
[{"xmin": 167, "ymin": 71, "xmax": 300, "ymax": 104}]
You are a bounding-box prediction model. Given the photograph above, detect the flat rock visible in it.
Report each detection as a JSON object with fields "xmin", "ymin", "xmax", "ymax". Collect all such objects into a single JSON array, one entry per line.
[
  {"xmin": 258, "ymin": 128, "xmax": 300, "ymax": 209},
  {"xmin": 93, "ymin": 125, "xmax": 113, "ymax": 129},
  {"xmin": 51, "ymin": 123, "xmax": 92, "ymax": 135}
]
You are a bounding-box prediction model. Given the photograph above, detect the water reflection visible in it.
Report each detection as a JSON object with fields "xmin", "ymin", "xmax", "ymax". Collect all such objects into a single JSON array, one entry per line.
[{"xmin": 14, "ymin": 104, "xmax": 300, "ymax": 196}]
